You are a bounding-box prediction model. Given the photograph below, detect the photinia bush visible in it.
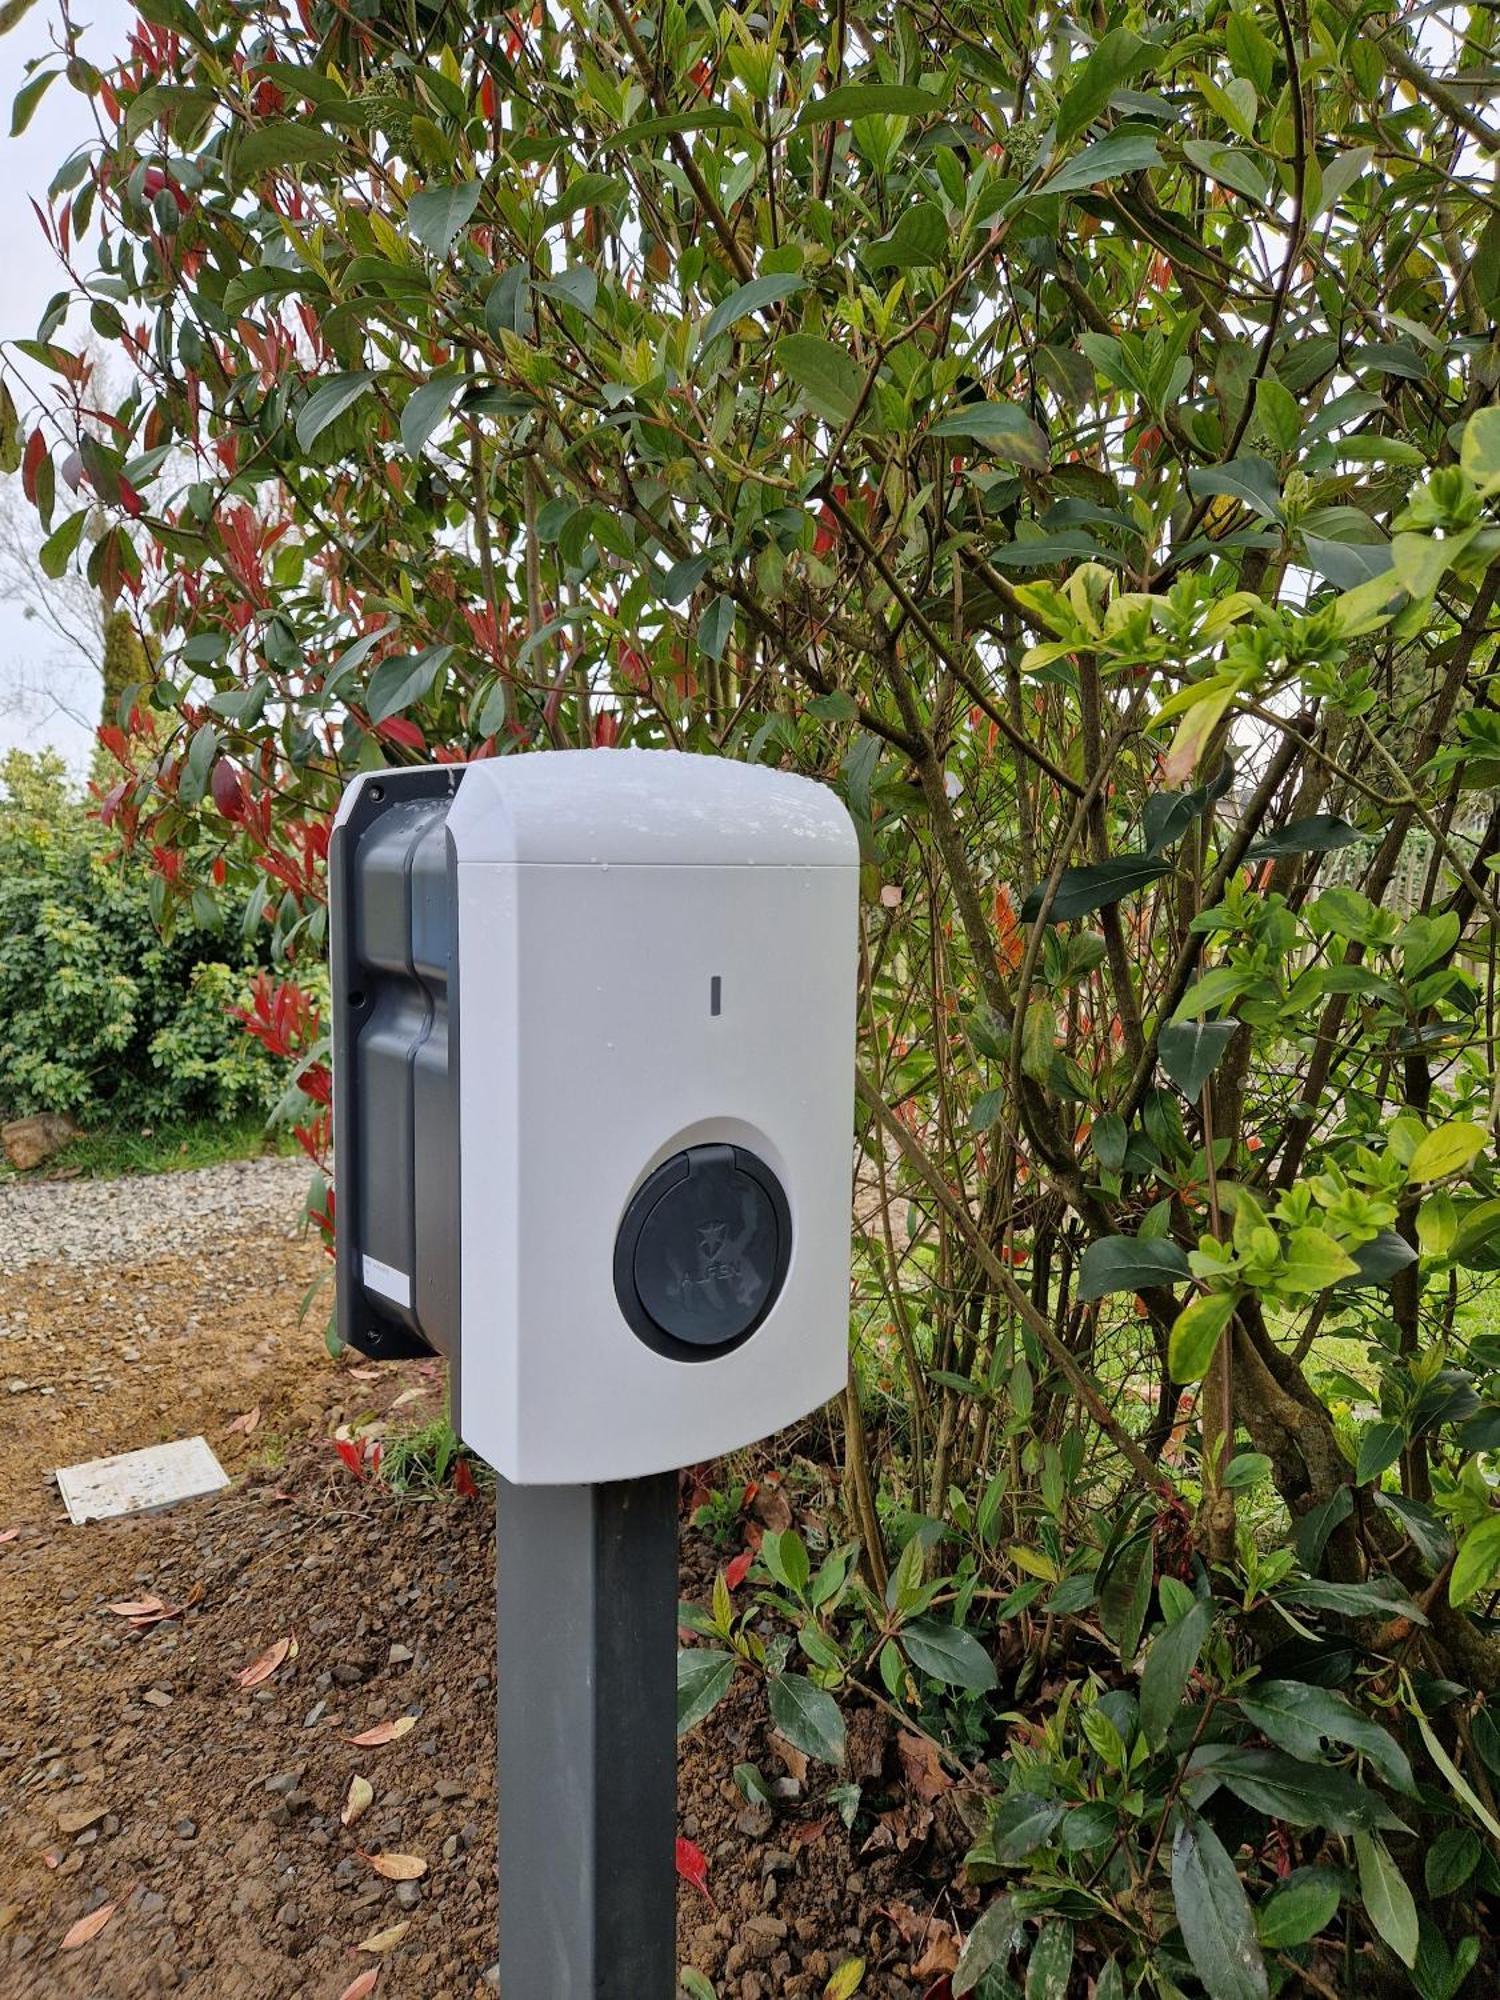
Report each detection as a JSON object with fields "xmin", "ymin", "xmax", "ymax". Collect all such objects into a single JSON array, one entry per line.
[{"xmin": 9, "ymin": 0, "xmax": 1500, "ymax": 1987}]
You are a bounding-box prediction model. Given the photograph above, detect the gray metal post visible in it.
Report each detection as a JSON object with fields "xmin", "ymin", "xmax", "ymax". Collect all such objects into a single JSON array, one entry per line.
[{"xmin": 496, "ymin": 1472, "xmax": 679, "ymax": 1997}]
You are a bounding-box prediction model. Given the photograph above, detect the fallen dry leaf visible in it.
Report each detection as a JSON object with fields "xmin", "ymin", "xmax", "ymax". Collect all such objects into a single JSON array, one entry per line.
[
  {"xmin": 41, "ymin": 1850, "xmax": 63, "ymax": 1870},
  {"xmin": 235, "ymin": 1635, "xmax": 293, "ymax": 1689},
  {"xmin": 362, "ymin": 1852, "xmax": 427, "ymax": 1882},
  {"xmin": 346, "ymin": 1366, "xmax": 382, "ymax": 1383},
  {"xmin": 337, "ymin": 1973, "xmax": 380, "ymax": 2000},
  {"xmin": 885, "ymin": 1901, "xmax": 962, "ymax": 1979},
  {"xmin": 60, "ymin": 1902, "xmax": 116, "ymax": 1951},
  {"xmin": 345, "ymin": 1715, "xmax": 416, "ymax": 1747},
  {"xmin": 897, "ymin": 1730, "xmax": 953, "ymax": 1805},
  {"xmin": 912, "ymin": 1928, "xmax": 961, "ymax": 1980},
  {"xmin": 56, "ymin": 1804, "xmax": 108, "ymax": 1835},
  {"xmin": 751, "ymin": 1483, "xmax": 793, "ymax": 1533},
  {"xmin": 105, "ymin": 1597, "xmax": 168, "ymax": 1620},
  {"xmin": 389, "ymin": 1388, "xmax": 426, "ymax": 1410},
  {"xmin": 0, "ymin": 1528, "xmax": 19, "ymax": 1545},
  {"xmin": 769, "ymin": 1730, "xmax": 809, "ymax": 1785},
  {"xmin": 224, "ymin": 1407, "xmax": 260, "ymax": 1436},
  {"xmin": 789, "ymin": 1815, "xmax": 830, "ymax": 1849},
  {"xmin": 341, "ymin": 1775, "xmax": 374, "ymax": 1828},
  {"xmin": 356, "ymin": 1920, "xmax": 411, "ymax": 1954}
]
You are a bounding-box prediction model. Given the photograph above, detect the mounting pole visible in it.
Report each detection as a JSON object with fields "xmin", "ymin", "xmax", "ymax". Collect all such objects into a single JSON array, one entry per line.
[{"xmin": 496, "ymin": 1473, "xmax": 678, "ymax": 1997}]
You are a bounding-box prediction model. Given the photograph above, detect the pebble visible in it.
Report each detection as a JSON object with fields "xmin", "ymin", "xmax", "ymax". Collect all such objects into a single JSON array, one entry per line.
[{"xmin": 0, "ymin": 1157, "xmax": 309, "ymax": 1273}]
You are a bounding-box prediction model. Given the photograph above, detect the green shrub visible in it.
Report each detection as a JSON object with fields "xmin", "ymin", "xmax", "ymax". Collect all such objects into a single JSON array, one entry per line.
[{"xmin": 0, "ymin": 750, "xmax": 279, "ymax": 1127}]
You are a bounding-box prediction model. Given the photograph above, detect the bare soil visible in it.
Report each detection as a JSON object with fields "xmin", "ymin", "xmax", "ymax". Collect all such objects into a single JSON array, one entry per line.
[{"xmin": 0, "ymin": 1181, "xmax": 967, "ymax": 1999}]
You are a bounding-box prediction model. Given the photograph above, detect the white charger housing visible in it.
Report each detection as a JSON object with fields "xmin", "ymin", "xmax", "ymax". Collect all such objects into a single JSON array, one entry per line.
[{"xmin": 330, "ymin": 749, "xmax": 859, "ymax": 1484}]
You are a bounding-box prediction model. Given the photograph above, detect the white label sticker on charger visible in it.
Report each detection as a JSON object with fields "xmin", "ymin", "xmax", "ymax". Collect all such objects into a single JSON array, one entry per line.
[{"xmin": 362, "ymin": 1254, "xmax": 412, "ymax": 1308}]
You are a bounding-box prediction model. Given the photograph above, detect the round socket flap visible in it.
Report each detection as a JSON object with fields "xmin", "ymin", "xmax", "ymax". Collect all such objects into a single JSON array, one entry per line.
[{"xmin": 614, "ymin": 1144, "xmax": 791, "ymax": 1359}]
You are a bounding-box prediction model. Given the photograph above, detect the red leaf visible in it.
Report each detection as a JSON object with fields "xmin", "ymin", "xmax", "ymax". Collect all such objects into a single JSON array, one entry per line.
[
  {"xmin": 675, "ymin": 1836, "xmax": 715, "ymax": 1907},
  {"xmin": 210, "ymin": 758, "xmax": 245, "ymax": 819},
  {"xmin": 454, "ymin": 1458, "xmax": 478, "ymax": 1499},
  {"xmin": 724, "ymin": 1550, "xmax": 753, "ymax": 1591},
  {"xmin": 21, "ymin": 427, "xmax": 46, "ymax": 504},
  {"xmin": 333, "ymin": 1438, "xmax": 365, "ymax": 1481}
]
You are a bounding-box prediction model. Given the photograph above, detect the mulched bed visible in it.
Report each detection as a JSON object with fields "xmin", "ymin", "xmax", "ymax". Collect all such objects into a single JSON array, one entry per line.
[{"xmin": 0, "ymin": 1182, "xmax": 974, "ymax": 1998}]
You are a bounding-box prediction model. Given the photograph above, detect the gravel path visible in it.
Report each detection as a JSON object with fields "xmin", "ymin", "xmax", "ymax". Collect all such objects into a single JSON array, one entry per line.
[{"xmin": 0, "ymin": 1155, "xmax": 312, "ymax": 1272}]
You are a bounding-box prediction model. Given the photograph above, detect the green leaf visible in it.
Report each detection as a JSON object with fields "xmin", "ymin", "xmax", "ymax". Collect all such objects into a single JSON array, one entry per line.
[
  {"xmin": 698, "ymin": 273, "xmax": 807, "ymax": 353},
  {"xmin": 1450, "ymin": 1513, "xmax": 1500, "ymax": 1608},
  {"xmin": 760, "ymin": 1528, "xmax": 810, "ymax": 1597},
  {"xmin": 295, "ymin": 371, "xmax": 376, "ymax": 451},
  {"xmin": 767, "ymin": 1672, "xmax": 845, "ymax": 1765},
  {"xmin": 1356, "ymin": 1419, "xmax": 1404, "ymax": 1486},
  {"xmin": 928, "ymin": 401, "xmax": 1050, "ymax": 469},
  {"xmin": 363, "ymin": 642, "xmax": 453, "ymax": 723},
  {"xmin": 1056, "ymin": 27, "xmax": 1149, "ymax": 143},
  {"xmin": 1025, "ymin": 1921, "xmax": 1074, "ymax": 2000},
  {"xmin": 1169, "ymin": 1292, "xmax": 1237, "ymax": 1384},
  {"xmin": 1045, "ymin": 131, "xmax": 1162, "ymax": 194},
  {"xmin": 1235, "ymin": 1681, "xmax": 1415, "ymax": 1795},
  {"xmin": 1182, "ymin": 139, "xmax": 1269, "ymax": 202},
  {"xmin": 863, "ymin": 202, "xmax": 949, "ymax": 271},
  {"xmin": 1258, "ymin": 1868, "xmax": 1342, "ymax": 1950},
  {"xmin": 983, "ymin": 1794, "xmax": 1065, "ymax": 1865},
  {"xmin": 11, "ymin": 64, "xmax": 56, "ymax": 136},
  {"xmin": 543, "ymin": 171, "xmax": 620, "ymax": 228},
  {"xmin": 1392, "ymin": 527, "xmax": 1475, "ymax": 599},
  {"xmin": 1425, "ymin": 1826, "xmax": 1480, "ymax": 1897},
  {"xmin": 1019, "ymin": 854, "xmax": 1170, "ymax": 923},
  {"xmin": 969, "ymin": 1087, "xmax": 1003, "ymax": 1133},
  {"xmin": 1354, "ymin": 1832, "xmax": 1418, "ymax": 1969},
  {"xmin": 775, "ymin": 334, "xmax": 865, "ymax": 426},
  {"xmin": 1279, "ymin": 1226, "xmax": 1360, "ymax": 1295},
  {"xmin": 1187, "ymin": 455, "xmax": 1284, "ymax": 522},
  {"xmin": 1193, "ymin": 1745, "xmax": 1404, "ymax": 1833},
  {"xmin": 38, "ymin": 507, "xmax": 87, "ymax": 579},
  {"xmin": 1407, "ymin": 1121, "xmax": 1486, "ymax": 1184},
  {"xmin": 1158, "ymin": 1019, "xmax": 1239, "ymax": 1100},
  {"xmin": 1077, "ymin": 1234, "xmax": 1190, "ymax": 1302},
  {"xmin": 797, "ymin": 82, "xmax": 942, "ymax": 125},
  {"xmin": 698, "ymin": 593, "xmax": 735, "ymax": 662},
  {"xmin": 406, "ymin": 179, "xmax": 482, "ymax": 258},
  {"xmin": 1294, "ymin": 1486, "xmax": 1353, "ymax": 1571},
  {"xmin": 1412, "ymin": 1710, "xmax": 1500, "ymax": 1842},
  {"xmin": 1140, "ymin": 1596, "xmax": 1213, "ymax": 1749},
  {"xmin": 1098, "ymin": 1531, "xmax": 1153, "ymax": 1660},
  {"xmin": 237, "ymin": 122, "xmax": 342, "ymax": 175},
  {"xmin": 1461, "ymin": 405, "xmax": 1500, "ymax": 496},
  {"xmin": 677, "ymin": 1648, "xmax": 735, "ymax": 1735},
  {"xmin": 1171, "ymin": 1811, "xmax": 1268, "ymax": 2000},
  {"xmin": 1347, "ymin": 1230, "xmax": 1418, "ymax": 1288},
  {"xmin": 400, "ymin": 373, "xmax": 464, "ymax": 457},
  {"xmin": 953, "ymin": 1894, "xmax": 1025, "ymax": 1995},
  {"xmin": 1245, "ymin": 815, "xmax": 1364, "ymax": 860},
  {"xmin": 1277, "ymin": 1576, "xmax": 1425, "ymax": 1624},
  {"xmin": 900, "ymin": 1617, "xmax": 997, "ymax": 1691}
]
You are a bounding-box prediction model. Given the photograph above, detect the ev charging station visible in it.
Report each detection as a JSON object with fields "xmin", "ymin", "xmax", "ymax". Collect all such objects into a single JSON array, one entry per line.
[{"xmin": 328, "ymin": 749, "xmax": 859, "ymax": 1996}]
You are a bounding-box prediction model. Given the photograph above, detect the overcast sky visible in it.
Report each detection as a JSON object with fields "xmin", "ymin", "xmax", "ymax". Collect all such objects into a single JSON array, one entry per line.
[{"xmin": 1, "ymin": 0, "xmax": 132, "ymax": 775}]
